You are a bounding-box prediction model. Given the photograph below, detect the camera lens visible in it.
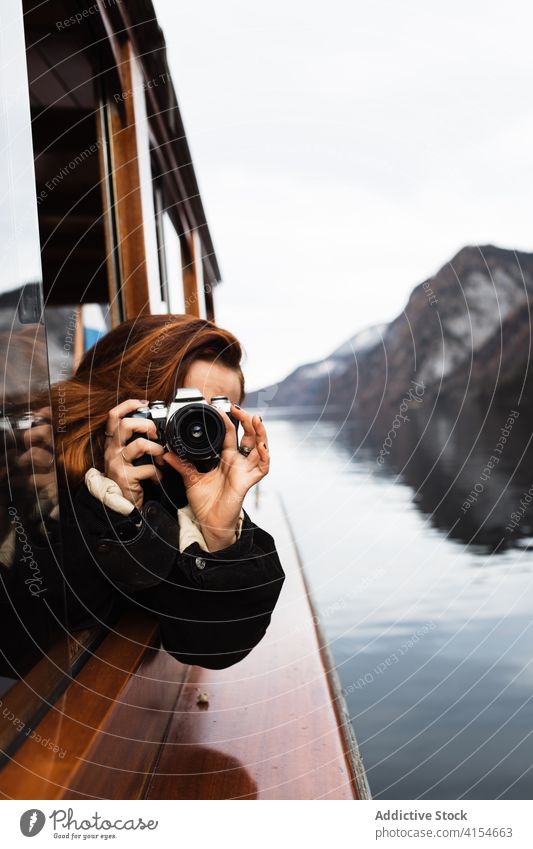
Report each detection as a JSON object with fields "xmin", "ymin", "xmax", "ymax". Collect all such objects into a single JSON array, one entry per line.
[
  {"xmin": 165, "ymin": 403, "xmax": 225, "ymax": 467},
  {"xmin": 179, "ymin": 411, "xmax": 217, "ymax": 450},
  {"xmin": 189, "ymin": 423, "xmax": 204, "ymax": 440}
]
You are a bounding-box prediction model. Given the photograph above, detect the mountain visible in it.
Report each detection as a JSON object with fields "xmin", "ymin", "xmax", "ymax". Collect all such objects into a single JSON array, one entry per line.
[
  {"xmin": 244, "ymin": 324, "xmax": 387, "ymax": 411},
  {"xmin": 245, "ymin": 245, "xmax": 533, "ymax": 417}
]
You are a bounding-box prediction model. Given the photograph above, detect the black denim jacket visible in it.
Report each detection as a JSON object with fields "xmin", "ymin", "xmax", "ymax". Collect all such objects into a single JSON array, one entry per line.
[{"xmin": 61, "ymin": 480, "xmax": 285, "ymax": 669}]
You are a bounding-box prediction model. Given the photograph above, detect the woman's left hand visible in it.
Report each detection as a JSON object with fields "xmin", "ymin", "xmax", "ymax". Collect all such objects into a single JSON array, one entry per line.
[
  {"xmin": 17, "ymin": 407, "xmax": 57, "ymax": 506},
  {"xmin": 162, "ymin": 404, "xmax": 269, "ymax": 551}
]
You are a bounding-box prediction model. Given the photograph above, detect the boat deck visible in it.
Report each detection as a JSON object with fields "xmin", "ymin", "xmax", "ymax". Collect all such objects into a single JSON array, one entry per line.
[
  {"xmin": 0, "ymin": 491, "xmax": 368, "ymax": 800},
  {"xmin": 146, "ymin": 489, "xmax": 368, "ymax": 799}
]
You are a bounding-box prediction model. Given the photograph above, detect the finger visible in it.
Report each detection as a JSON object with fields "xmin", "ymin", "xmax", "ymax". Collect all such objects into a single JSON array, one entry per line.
[
  {"xmin": 23, "ymin": 423, "xmax": 52, "ymax": 450},
  {"xmin": 116, "ymin": 417, "xmax": 158, "ymax": 445},
  {"xmin": 215, "ymin": 408, "xmax": 241, "ymax": 452},
  {"xmin": 252, "ymin": 414, "xmax": 268, "ymax": 446},
  {"xmin": 128, "ymin": 464, "xmax": 163, "ymax": 482},
  {"xmin": 109, "ymin": 463, "xmax": 163, "ymax": 496},
  {"xmin": 106, "ymin": 399, "xmax": 148, "ymax": 436},
  {"xmin": 238, "ymin": 440, "xmax": 269, "ymax": 487},
  {"xmin": 120, "ymin": 437, "xmax": 165, "ymax": 464},
  {"xmin": 231, "ymin": 404, "xmax": 257, "ymax": 443},
  {"xmin": 256, "ymin": 439, "xmax": 270, "ymax": 473},
  {"xmin": 114, "ymin": 465, "xmax": 162, "ymax": 502},
  {"xmin": 162, "ymin": 452, "xmax": 204, "ymax": 487},
  {"xmin": 31, "ymin": 473, "xmax": 56, "ymax": 492},
  {"xmin": 36, "ymin": 406, "xmax": 52, "ymax": 420},
  {"xmin": 18, "ymin": 447, "xmax": 54, "ymax": 471}
]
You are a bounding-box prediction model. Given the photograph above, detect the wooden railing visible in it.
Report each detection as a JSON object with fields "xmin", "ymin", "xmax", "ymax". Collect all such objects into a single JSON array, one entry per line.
[{"xmin": 0, "ymin": 492, "xmax": 368, "ymax": 800}]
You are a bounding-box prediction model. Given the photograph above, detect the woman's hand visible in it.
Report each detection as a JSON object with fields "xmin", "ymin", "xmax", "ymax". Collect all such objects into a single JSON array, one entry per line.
[
  {"xmin": 103, "ymin": 400, "xmax": 165, "ymax": 510},
  {"xmin": 18, "ymin": 407, "xmax": 56, "ymax": 505},
  {"xmin": 163, "ymin": 404, "xmax": 269, "ymax": 552}
]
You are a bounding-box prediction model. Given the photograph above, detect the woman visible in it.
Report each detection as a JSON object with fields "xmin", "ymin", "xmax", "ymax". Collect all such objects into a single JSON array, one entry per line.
[{"xmin": 50, "ymin": 314, "xmax": 285, "ymax": 669}]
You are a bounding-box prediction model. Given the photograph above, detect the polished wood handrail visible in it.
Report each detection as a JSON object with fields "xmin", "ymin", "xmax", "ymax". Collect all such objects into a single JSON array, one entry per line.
[
  {"xmin": 0, "ymin": 613, "xmax": 185, "ymax": 799},
  {"xmin": 0, "ymin": 640, "xmax": 69, "ymax": 759}
]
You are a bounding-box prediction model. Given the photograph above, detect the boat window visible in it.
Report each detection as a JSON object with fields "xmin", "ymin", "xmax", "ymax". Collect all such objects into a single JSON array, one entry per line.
[
  {"xmin": 193, "ymin": 231, "xmax": 208, "ymax": 320},
  {"xmin": 46, "ymin": 304, "xmax": 111, "ymax": 383},
  {"xmin": 0, "ymin": 0, "xmax": 70, "ymax": 761},
  {"xmin": 0, "ymin": 0, "xmax": 120, "ymax": 764},
  {"xmin": 24, "ymin": 3, "xmax": 112, "ymax": 316},
  {"xmin": 164, "ymin": 214, "xmax": 186, "ymax": 314},
  {"xmin": 153, "ymin": 180, "xmax": 186, "ymax": 315}
]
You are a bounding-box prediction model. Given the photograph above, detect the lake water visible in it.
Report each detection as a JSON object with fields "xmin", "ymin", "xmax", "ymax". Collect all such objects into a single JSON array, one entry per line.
[{"xmin": 260, "ymin": 402, "xmax": 533, "ymax": 799}]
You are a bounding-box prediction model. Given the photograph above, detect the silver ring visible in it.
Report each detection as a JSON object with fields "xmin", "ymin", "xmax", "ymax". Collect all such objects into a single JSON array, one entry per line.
[
  {"xmin": 104, "ymin": 431, "xmax": 114, "ymax": 438},
  {"xmin": 238, "ymin": 445, "xmax": 252, "ymax": 457}
]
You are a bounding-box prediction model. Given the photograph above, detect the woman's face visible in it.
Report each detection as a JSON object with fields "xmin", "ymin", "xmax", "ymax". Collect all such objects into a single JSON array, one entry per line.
[{"xmin": 182, "ymin": 359, "xmax": 242, "ymax": 405}]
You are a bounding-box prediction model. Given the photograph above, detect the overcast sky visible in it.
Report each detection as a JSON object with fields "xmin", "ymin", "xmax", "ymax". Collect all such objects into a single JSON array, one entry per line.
[{"xmin": 153, "ymin": 0, "xmax": 533, "ymax": 391}]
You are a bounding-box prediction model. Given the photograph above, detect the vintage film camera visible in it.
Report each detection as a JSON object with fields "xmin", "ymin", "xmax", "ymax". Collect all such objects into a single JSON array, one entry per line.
[{"xmin": 126, "ymin": 389, "xmax": 239, "ymax": 472}]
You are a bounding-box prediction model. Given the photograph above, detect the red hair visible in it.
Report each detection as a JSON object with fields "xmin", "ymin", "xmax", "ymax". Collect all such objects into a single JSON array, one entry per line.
[{"xmin": 51, "ymin": 314, "xmax": 245, "ymax": 490}]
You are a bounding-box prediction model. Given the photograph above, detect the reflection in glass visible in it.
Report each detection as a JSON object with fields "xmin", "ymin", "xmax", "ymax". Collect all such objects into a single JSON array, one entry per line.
[{"xmin": 0, "ymin": 0, "xmax": 68, "ymax": 758}]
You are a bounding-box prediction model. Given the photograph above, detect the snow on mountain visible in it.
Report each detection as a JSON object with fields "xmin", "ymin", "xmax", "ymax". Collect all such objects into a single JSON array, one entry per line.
[
  {"xmin": 245, "ymin": 246, "xmax": 533, "ymax": 415},
  {"xmin": 330, "ymin": 324, "xmax": 387, "ymax": 359}
]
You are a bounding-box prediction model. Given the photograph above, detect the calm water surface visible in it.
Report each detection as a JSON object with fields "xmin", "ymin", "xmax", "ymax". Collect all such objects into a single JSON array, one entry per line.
[{"xmin": 260, "ymin": 404, "xmax": 533, "ymax": 799}]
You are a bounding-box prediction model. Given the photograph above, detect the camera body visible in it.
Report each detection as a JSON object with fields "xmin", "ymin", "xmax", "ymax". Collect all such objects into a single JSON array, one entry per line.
[
  {"xmin": 126, "ymin": 388, "xmax": 239, "ymax": 472},
  {"xmin": 0, "ymin": 410, "xmax": 46, "ymax": 452}
]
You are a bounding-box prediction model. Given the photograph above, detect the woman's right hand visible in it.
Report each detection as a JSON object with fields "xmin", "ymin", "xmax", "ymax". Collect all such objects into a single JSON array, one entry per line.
[{"xmin": 103, "ymin": 400, "xmax": 165, "ymax": 510}]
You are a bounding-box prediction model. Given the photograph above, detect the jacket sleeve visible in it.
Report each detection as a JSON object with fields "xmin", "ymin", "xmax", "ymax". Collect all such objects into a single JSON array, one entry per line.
[
  {"xmin": 138, "ymin": 509, "xmax": 285, "ymax": 669},
  {"xmin": 69, "ymin": 483, "xmax": 179, "ymax": 591},
  {"xmin": 70, "ymin": 484, "xmax": 285, "ymax": 669}
]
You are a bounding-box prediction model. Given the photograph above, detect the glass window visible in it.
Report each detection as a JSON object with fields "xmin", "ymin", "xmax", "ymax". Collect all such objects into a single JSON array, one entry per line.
[
  {"xmin": 163, "ymin": 212, "xmax": 185, "ymax": 314},
  {"xmin": 0, "ymin": 0, "xmax": 69, "ymax": 760},
  {"xmin": 153, "ymin": 179, "xmax": 185, "ymax": 315},
  {"xmin": 46, "ymin": 304, "xmax": 112, "ymax": 383},
  {"xmin": 193, "ymin": 231, "xmax": 207, "ymax": 320}
]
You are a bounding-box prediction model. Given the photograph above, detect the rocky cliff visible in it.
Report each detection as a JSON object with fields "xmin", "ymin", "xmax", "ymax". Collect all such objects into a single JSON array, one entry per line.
[{"xmin": 246, "ymin": 245, "xmax": 533, "ymax": 417}]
